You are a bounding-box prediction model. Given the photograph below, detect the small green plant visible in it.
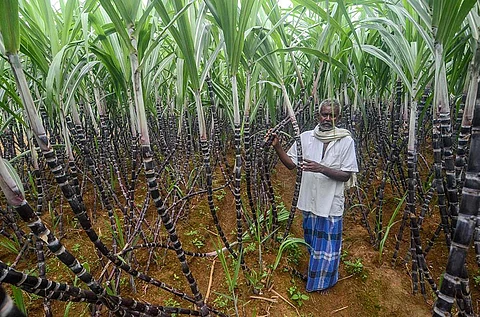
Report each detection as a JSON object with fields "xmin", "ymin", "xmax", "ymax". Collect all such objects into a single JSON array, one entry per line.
[
  {"xmin": 213, "ymin": 293, "xmax": 230, "ymax": 308},
  {"xmin": 72, "ymin": 243, "xmax": 81, "ymax": 252},
  {"xmin": 378, "ymin": 192, "xmax": 407, "ymax": 262},
  {"xmin": 163, "ymin": 298, "xmax": 180, "ymax": 317},
  {"xmin": 272, "ymin": 237, "xmax": 310, "ymax": 272},
  {"xmin": 285, "ymin": 242, "xmax": 303, "ymax": 266},
  {"xmin": 163, "ymin": 297, "xmax": 180, "ymax": 307},
  {"xmin": 192, "ymin": 238, "xmax": 205, "ymax": 249},
  {"xmin": 244, "ymin": 242, "xmax": 256, "ymax": 253},
  {"xmin": 214, "ymin": 189, "xmax": 227, "ymax": 201},
  {"xmin": 245, "ymin": 269, "xmax": 268, "ymax": 293},
  {"xmin": 344, "ymin": 258, "xmax": 367, "ymax": 280},
  {"xmin": 473, "ymin": 271, "xmax": 480, "ymax": 287},
  {"xmin": 287, "ymin": 284, "xmax": 309, "ymax": 307},
  {"xmin": 185, "ymin": 230, "xmax": 198, "ymax": 236}
]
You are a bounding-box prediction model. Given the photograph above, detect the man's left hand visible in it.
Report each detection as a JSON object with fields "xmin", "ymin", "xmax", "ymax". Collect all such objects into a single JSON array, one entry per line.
[{"xmin": 302, "ymin": 159, "xmax": 324, "ymax": 173}]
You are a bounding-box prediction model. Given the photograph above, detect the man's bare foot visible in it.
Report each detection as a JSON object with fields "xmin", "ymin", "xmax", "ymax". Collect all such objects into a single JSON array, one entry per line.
[{"xmin": 319, "ymin": 289, "xmax": 329, "ymax": 295}]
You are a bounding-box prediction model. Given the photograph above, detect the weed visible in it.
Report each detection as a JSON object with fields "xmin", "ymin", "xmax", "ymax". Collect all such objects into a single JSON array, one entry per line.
[
  {"xmin": 163, "ymin": 298, "xmax": 180, "ymax": 316},
  {"xmin": 244, "ymin": 242, "xmax": 256, "ymax": 253},
  {"xmin": 214, "ymin": 189, "xmax": 227, "ymax": 201},
  {"xmin": 163, "ymin": 297, "xmax": 180, "ymax": 307},
  {"xmin": 245, "ymin": 269, "xmax": 268, "ymax": 293},
  {"xmin": 272, "ymin": 237, "xmax": 309, "ymax": 272},
  {"xmin": 287, "ymin": 284, "xmax": 309, "ymax": 307},
  {"xmin": 344, "ymin": 258, "xmax": 367, "ymax": 280},
  {"xmin": 185, "ymin": 230, "xmax": 198, "ymax": 236},
  {"xmin": 378, "ymin": 192, "xmax": 407, "ymax": 262},
  {"xmin": 72, "ymin": 243, "xmax": 81, "ymax": 252},
  {"xmin": 473, "ymin": 271, "xmax": 480, "ymax": 287},
  {"xmin": 285, "ymin": 242, "xmax": 303, "ymax": 266},
  {"xmin": 213, "ymin": 293, "xmax": 230, "ymax": 308},
  {"xmin": 192, "ymin": 238, "xmax": 205, "ymax": 249}
]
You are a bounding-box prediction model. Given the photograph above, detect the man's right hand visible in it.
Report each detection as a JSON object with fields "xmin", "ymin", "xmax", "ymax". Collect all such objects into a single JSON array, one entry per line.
[{"xmin": 271, "ymin": 133, "xmax": 279, "ymax": 147}]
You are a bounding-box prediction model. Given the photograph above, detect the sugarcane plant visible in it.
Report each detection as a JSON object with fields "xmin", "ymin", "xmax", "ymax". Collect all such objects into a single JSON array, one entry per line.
[{"xmin": 2, "ymin": 0, "xmax": 480, "ymax": 316}]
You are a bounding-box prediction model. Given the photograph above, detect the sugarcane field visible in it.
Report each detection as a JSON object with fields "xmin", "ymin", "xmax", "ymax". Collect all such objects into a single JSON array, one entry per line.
[{"xmin": 1, "ymin": 0, "xmax": 480, "ymax": 316}]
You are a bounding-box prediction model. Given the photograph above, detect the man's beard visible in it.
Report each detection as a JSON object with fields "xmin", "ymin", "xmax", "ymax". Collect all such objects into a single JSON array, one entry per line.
[{"xmin": 319, "ymin": 122, "xmax": 333, "ymax": 131}]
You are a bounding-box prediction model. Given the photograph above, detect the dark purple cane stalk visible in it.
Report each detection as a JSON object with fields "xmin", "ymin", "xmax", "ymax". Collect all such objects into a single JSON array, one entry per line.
[
  {"xmin": 140, "ymin": 145, "xmax": 209, "ymax": 316},
  {"xmin": 0, "ymin": 262, "xmax": 227, "ymax": 317},
  {"xmin": 155, "ymin": 100, "xmax": 170, "ymax": 156},
  {"xmin": 439, "ymin": 109, "xmax": 459, "ymax": 230},
  {"xmin": 433, "ymin": 101, "xmax": 480, "ymax": 316},
  {"xmin": 35, "ymin": 238, "xmax": 52, "ymax": 317},
  {"xmin": 410, "ymin": 230, "xmax": 418, "ymax": 294},
  {"xmin": 455, "ymin": 266, "xmax": 474, "ymax": 316},
  {"xmin": 2, "ymin": 125, "xmax": 15, "ymax": 160},
  {"xmin": 0, "ymin": 208, "xmax": 25, "ymax": 245},
  {"xmin": 418, "ymin": 180, "xmax": 435, "ymax": 227},
  {"xmin": 432, "ymin": 117, "xmax": 452, "ymax": 249},
  {"xmin": 375, "ymin": 80, "xmax": 403, "ymax": 248},
  {"xmin": 355, "ymin": 186, "xmax": 375, "ymax": 244},
  {"xmin": 65, "ymin": 117, "xmax": 122, "ymax": 252},
  {"xmin": 22, "ymin": 128, "xmax": 212, "ymax": 313},
  {"xmin": 200, "ymin": 139, "xmax": 237, "ymax": 259},
  {"xmin": 232, "ymin": 121, "xmax": 249, "ymax": 274},
  {"xmin": 0, "ymin": 168, "xmax": 122, "ymax": 313},
  {"xmin": 410, "ymin": 215, "xmax": 438, "ymax": 296},
  {"xmin": 424, "ymin": 223, "xmax": 442, "ymax": 256}
]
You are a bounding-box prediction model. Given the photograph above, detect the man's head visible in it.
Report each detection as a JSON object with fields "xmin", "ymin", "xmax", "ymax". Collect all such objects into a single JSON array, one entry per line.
[{"xmin": 317, "ymin": 99, "xmax": 341, "ymax": 131}]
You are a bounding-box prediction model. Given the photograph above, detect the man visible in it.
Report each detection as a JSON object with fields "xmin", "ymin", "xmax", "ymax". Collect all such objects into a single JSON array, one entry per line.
[{"xmin": 272, "ymin": 99, "xmax": 358, "ymax": 292}]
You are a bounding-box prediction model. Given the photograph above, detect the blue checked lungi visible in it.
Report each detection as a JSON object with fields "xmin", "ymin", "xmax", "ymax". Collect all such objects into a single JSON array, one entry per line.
[{"xmin": 303, "ymin": 211, "xmax": 343, "ymax": 291}]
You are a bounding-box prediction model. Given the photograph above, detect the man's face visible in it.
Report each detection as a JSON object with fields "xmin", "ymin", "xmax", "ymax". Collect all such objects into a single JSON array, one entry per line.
[{"xmin": 317, "ymin": 105, "xmax": 339, "ymax": 131}]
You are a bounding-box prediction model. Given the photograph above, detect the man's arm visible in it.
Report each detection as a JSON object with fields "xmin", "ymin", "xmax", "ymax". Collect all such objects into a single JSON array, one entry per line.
[
  {"xmin": 272, "ymin": 135, "xmax": 296, "ymax": 170},
  {"xmin": 303, "ymin": 159, "xmax": 351, "ymax": 182}
]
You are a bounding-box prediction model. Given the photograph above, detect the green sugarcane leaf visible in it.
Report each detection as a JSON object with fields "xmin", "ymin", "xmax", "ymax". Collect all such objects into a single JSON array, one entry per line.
[
  {"xmin": 276, "ymin": 46, "xmax": 349, "ymax": 73},
  {"xmin": 361, "ymin": 44, "xmax": 412, "ymax": 93},
  {"xmin": 38, "ymin": 0, "xmax": 60, "ymax": 55},
  {"xmin": 273, "ymin": 237, "xmax": 310, "ymax": 271},
  {"xmin": 154, "ymin": 0, "xmax": 199, "ymax": 90},
  {"xmin": 0, "ymin": 0, "xmax": 20, "ymax": 54},
  {"xmin": 98, "ymin": 0, "xmax": 132, "ymax": 50},
  {"xmin": 63, "ymin": 61, "xmax": 100, "ymax": 111},
  {"xmin": 11, "ymin": 286, "xmax": 26, "ymax": 315}
]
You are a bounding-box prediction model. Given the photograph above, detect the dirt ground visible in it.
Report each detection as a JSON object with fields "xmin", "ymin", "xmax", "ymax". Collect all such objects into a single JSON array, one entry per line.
[{"xmin": 3, "ymin": 161, "xmax": 478, "ymax": 317}]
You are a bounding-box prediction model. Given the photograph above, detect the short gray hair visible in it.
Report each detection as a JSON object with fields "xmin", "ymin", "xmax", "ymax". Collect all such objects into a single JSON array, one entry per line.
[{"xmin": 318, "ymin": 99, "xmax": 341, "ymax": 115}]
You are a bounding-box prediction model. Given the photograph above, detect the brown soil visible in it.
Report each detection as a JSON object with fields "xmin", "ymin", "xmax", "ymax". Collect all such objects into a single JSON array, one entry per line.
[{"xmin": 3, "ymin": 160, "xmax": 478, "ymax": 317}]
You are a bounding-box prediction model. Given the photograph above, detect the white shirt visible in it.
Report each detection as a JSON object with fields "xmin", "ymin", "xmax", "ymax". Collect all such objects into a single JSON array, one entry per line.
[{"xmin": 287, "ymin": 130, "xmax": 359, "ymax": 217}]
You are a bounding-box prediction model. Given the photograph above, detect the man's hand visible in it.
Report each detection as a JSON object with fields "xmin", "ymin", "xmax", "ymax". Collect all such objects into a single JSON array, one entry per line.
[
  {"xmin": 303, "ymin": 158, "xmax": 351, "ymax": 182},
  {"xmin": 303, "ymin": 159, "xmax": 324, "ymax": 173},
  {"xmin": 265, "ymin": 130, "xmax": 280, "ymax": 148},
  {"xmin": 271, "ymin": 133, "xmax": 279, "ymax": 148}
]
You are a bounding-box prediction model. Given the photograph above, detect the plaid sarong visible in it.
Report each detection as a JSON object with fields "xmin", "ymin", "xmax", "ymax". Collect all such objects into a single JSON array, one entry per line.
[{"xmin": 303, "ymin": 211, "xmax": 343, "ymax": 292}]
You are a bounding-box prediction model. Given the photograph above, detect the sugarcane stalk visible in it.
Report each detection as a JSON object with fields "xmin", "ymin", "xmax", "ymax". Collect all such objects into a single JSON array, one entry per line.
[{"xmin": 433, "ymin": 100, "xmax": 480, "ymax": 316}]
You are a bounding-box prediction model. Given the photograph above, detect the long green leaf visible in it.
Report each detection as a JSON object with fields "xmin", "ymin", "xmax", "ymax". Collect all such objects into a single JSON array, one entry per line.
[{"xmin": 0, "ymin": 0, "xmax": 20, "ymax": 54}]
